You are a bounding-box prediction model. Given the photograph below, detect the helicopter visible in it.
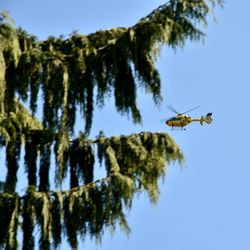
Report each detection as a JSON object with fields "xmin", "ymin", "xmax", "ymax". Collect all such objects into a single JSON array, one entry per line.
[{"xmin": 165, "ymin": 106, "xmax": 213, "ymax": 130}]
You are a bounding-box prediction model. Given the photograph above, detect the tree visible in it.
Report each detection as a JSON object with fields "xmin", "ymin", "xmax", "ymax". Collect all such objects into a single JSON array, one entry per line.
[{"xmin": 0, "ymin": 1, "xmax": 222, "ymax": 249}]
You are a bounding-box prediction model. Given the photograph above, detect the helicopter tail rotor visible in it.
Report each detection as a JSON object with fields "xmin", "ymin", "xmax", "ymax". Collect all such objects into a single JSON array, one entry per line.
[{"xmin": 200, "ymin": 113, "xmax": 213, "ymax": 125}]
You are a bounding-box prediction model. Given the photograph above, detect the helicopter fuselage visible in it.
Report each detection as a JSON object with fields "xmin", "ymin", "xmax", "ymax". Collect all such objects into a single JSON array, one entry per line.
[
  {"xmin": 165, "ymin": 114, "xmax": 193, "ymax": 127},
  {"xmin": 165, "ymin": 113, "xmax": 213, "ymax": 128}
]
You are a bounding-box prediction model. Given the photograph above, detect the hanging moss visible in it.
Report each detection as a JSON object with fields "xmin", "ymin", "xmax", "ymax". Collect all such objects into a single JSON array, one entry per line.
[
  {"xmin": 34, "ymin": 192, "xmax": 52, "ymax": 250},
  {"xmin": 55, "ymin": 131, "xmax": 70, "ymax": 186},
  {"xmin": 6, "ymin": 194, "xmax": 19, "ymax": 250},
  {"xmin": 5, "ymin": 138, "xmax": 21, "ymax": 193},
  {"xmin": 22, "ymin": 191, "xmax": 35, "ymax": 250},
  {"xmin": 24, "ymin": 133, "xmax": 38, "ymax": 187},
  {"xmin": 0, "ymin": 193, "xmax": 20, "ymax": 250},
  {"xmin": 0, "ymin": 22, "xmax": 20, "ymax": 114},
  {"xmin": 38, "ymin": 142, "xmax": 52, "ymax": 192},
  {"xmin": 68, "ymin": 133, "xmax": 95, "ymax": 188},
  {"xmin": 51, "ymin": 192, "xmax": 63, "ymax": 249}
]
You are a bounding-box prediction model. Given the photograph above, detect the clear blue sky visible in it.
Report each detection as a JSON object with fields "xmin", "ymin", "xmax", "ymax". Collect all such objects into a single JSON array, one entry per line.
[{"xmin": 1, "ymin": 0, "xmax": 250, "ymax": 249}]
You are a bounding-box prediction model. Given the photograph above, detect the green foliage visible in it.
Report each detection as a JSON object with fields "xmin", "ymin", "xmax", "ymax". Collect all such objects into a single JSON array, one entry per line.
[
  {"xmin": 0, "ymin": 131, "xmax": 183, "ymax": 250},
  {"xmin": 0, "ymin": 193, "xmax": 19, "ymax": 250},
  {"xmin": 98, "ymin": 132, "xmax": 183, "ymax": 202},
  {"xmin": 0, "ymin": 1, "xmax": 222, "ymax": 249},
  {"xmin": 0, "ymin": 0, "xmax": 222, "ymax": 135}
]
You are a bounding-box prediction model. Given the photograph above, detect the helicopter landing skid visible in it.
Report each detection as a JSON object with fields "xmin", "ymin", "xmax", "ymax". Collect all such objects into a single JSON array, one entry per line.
[{"xmin": 170, "ymin": 127, "xmax": 186, "ymax": 131}]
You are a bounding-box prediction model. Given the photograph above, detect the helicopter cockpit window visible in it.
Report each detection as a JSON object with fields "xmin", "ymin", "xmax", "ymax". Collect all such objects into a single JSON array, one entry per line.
[{"xmin": 171, "ymin": 117, "xmax": 181, "ymax": 121}]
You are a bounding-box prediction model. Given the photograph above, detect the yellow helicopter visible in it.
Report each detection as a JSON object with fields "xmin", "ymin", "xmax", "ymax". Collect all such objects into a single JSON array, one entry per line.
[{"xmin": 165, "ymin": 106, "xmax": 213, "ymax": 130}]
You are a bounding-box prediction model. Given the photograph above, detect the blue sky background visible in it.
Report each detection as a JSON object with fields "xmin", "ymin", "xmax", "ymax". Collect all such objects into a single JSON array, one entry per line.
[{"xmin": 1, "ymin": 0, "xmax": 250, "ymax": 249}]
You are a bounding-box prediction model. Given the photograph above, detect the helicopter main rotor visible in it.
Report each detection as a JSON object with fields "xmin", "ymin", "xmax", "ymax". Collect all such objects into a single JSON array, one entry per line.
[{"xmin": 167, "ymin": 105, "xmax": 200, "ymax": 115}]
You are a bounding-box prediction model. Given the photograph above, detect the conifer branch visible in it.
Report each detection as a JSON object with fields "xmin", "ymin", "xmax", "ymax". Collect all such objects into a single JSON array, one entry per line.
[{"xmin": 0, "ymin": 1, "xmax": 222, "ymax": 249}]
